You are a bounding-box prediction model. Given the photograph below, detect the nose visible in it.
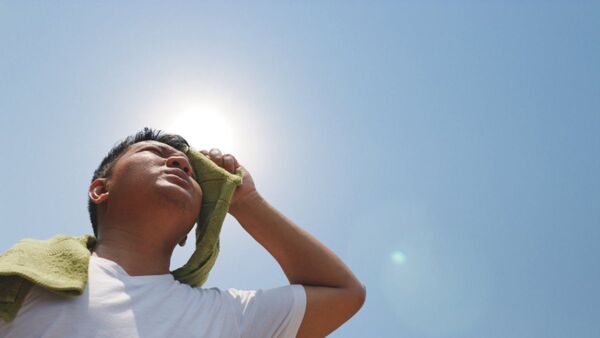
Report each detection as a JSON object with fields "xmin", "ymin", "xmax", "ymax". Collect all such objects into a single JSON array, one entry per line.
[{"xmin": 166, "ymin": 155, "xmax": 194, "ymax": 178}]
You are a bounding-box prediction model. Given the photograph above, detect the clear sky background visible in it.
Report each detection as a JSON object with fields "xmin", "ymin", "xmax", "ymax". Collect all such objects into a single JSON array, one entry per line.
[{"xmin": 1, "ymin": 2, "xmax": 599, "ymax": 337}]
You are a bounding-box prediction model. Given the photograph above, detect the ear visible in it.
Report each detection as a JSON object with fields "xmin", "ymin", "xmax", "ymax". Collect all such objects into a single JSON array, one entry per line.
[{"xmin": 89, "ymin": 178, "xmax": 110, "ymax": 205}]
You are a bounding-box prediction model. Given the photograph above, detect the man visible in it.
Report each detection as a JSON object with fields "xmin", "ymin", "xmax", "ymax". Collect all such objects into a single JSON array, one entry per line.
[{"xmin": 0, "ymin": 127, "xmax": 365, "ymax": 337}]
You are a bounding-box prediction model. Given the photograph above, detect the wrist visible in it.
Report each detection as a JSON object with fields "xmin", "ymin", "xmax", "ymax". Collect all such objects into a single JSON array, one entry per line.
[{"xmin": 228, "ymin": 191, "xmax": 264, "ymax": 218}]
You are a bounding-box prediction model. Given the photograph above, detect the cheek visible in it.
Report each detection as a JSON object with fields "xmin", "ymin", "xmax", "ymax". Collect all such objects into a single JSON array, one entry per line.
[{"xmin": 113, "ymin": 161, "xmax": 159, "ymax": 191}]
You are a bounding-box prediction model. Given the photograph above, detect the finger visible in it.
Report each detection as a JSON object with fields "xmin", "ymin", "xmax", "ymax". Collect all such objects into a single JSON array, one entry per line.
[
  {"xmin": 199, "ymin": 149, "xmax": 209, "ymax": 156},
  {"xmin": 209, "ymin": 148, "xmax": 224, "ymax": 167},
  {"xmin": 235, "ymin": 164, "xmax": 246, "ymax": 176},
  {"xmin": 212, "ymin": 155, "xmax": 224, "ymax": 167},
  {"xmin": 223, "ymin": 154, "xmax": 236, "ymax": 173}
]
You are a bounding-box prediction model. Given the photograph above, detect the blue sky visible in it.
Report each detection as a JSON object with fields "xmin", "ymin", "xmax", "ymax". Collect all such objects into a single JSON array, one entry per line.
[{"xmin": 1, "ymin": 2, "xmax": 599, "ymax": 337}]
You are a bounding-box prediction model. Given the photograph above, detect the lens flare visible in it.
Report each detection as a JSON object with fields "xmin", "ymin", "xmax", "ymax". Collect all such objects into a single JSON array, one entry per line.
[
  {"xmin": 347, "ymin": 200, "xmax": 492, "ymax": 336},
  {"xmin": 391, "ymin": 250, "xmax": 407, "ymax": 265}
]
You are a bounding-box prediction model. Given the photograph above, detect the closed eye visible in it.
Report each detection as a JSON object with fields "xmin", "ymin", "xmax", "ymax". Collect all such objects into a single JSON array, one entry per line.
[
  {"xmin": 145, "ymin": 146, "xmax": 196, "ymax": 179},
  {"xmin": 148, "ymin": 147, "xmax": 163, "ymax": 155}
]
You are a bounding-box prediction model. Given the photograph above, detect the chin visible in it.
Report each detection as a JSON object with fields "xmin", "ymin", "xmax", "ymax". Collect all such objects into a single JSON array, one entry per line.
[{"xmin": 184, "ymin": 213, "xmax": 198, "ymax": 231}]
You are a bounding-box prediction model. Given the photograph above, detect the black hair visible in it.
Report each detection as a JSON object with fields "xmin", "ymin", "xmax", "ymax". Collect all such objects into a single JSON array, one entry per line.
[{"xmin": 87, "ymin": 127, "xmax": 191, "ymax": 238}]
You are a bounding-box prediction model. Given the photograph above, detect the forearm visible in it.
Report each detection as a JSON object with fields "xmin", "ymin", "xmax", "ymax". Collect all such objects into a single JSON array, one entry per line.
[{"xmin": 229, "ymin": 192, "xmax": 361, "ymax": 290}]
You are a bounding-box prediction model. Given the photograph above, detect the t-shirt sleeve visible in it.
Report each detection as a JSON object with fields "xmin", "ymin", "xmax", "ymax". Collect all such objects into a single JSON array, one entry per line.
[{"xmin": 225, "ymin": 284, "xmax": 306, "ymax": 338}]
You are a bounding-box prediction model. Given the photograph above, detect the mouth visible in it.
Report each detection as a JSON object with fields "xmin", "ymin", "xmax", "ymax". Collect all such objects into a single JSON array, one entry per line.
[{"xmin": 164, "ymin": 169, "xmax": 192, "ymax": 188}]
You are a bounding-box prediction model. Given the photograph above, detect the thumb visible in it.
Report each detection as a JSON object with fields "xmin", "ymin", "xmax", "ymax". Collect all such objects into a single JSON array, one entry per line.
[{"xmin": 235, "ymin": 164, "xmax": 249, "ymax": 176}]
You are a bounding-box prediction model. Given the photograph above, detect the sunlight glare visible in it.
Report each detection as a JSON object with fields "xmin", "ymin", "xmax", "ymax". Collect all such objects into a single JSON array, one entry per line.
[{"xmin": 166, "ymin": 107, "xmax": 236, "ymax": 154}]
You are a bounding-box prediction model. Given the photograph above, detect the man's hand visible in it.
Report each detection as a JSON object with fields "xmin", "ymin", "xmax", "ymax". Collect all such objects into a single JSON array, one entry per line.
[{"xmin": 199, "ymin": 148, "xmax": 258, "ymax": 215}]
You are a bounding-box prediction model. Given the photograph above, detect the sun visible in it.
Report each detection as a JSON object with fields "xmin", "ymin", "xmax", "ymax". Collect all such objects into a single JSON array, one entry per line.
[{"xmin": 166, "ymin": 108, "xmax": 236, "ymax": 154}]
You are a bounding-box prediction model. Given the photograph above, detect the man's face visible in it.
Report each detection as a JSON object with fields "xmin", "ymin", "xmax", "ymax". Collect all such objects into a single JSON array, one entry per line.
[{"xmin": 95, "ymin": 140, "xmax": 202, "ymax": 236}]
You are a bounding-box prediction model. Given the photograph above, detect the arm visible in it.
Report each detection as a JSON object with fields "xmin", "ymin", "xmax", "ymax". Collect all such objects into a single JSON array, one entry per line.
[
  {"xmin": 201, "ymin": 148, "xmax": 366, "ymax": 337},
  {"xmin": 229, "ymin": 191, "xmax": 366, "ymax": 338}
]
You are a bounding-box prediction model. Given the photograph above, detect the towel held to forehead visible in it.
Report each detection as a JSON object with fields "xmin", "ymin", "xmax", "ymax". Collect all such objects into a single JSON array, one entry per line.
[{"xmin": 0, "ymin": 145, "xmax": 243, "ymax": 322}]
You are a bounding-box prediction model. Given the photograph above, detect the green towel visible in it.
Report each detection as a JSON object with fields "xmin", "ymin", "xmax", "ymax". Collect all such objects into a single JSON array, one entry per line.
[{"xmin": 0, "ymin": 145, "xmax": 243, "ymax": 322}]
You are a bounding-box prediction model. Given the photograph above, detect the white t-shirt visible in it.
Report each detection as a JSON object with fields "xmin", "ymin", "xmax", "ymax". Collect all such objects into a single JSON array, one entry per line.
[{"xmin": 0, "ymin": 255, "xmax": 306, "ymax": 338}]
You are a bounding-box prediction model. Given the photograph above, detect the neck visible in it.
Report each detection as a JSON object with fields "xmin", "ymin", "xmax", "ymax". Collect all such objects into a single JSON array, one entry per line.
[{"xmin": 91, "ymin": 227, "xmax": 175, "ymax": 276}]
